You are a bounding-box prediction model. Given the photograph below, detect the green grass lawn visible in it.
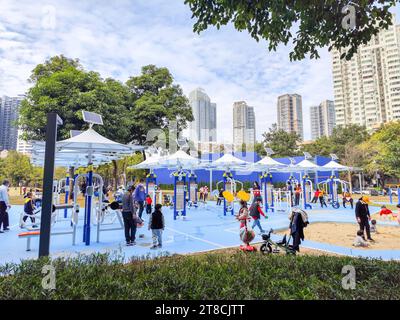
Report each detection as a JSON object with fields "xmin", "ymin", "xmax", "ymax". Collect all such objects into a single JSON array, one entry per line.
[{"xmin": 0, "ymin": 252, "xmax": 399, "ymax": 300}]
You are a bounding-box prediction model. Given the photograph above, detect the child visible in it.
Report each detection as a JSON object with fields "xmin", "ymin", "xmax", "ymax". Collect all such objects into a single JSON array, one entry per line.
[
  {"xmin": 353, "ymin": 230, "xmax": 369, "ymax": 247},
  {"xmin": 149, "ymin": 204, "xmax": 165, "ymax": 249},
  {"xmin": 145, "ymin": 194, "xmax": 152, "ymax": 215},
  {"xmin": 342, "ymin": 192, "xmax": 354, "ymax": 209},
  {"xmin": 311, "ymin": 189, "xmax": 320, "ymax": 203},
  {"xmin": 378, "ymin": 205, "xmax": 393, "ymax": 220},
  {"xmin": 370, "ymin": 219, "xmax": 378, "ymax": 234},
  {"xmin": 319, "ymin": 190, "xmax": 327, "ymax": 208},
  {"xmin": 249, "ymin": 197, "xmax": 267, "ymax": 234},
  {"xmin": 22, "ymin": 192, "xmax": 38, "ymax": 229}
]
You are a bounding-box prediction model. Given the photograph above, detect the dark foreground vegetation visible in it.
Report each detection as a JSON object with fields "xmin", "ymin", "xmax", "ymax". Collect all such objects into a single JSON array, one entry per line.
[{"xmin": 0, "ymin": 252, "xmax": 399, "ymax": 300}]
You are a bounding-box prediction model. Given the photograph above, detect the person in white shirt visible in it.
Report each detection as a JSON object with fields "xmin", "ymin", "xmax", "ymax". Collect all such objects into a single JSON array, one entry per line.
[{"xmin": 0, "ymin": 180, "xmax": 11, "ymax": 233}]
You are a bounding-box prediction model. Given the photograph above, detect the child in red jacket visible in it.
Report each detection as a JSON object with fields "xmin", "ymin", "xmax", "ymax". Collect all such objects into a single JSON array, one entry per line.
[
  {"xmin": 379, "ymin": 205, "xmax": 393, "ymax": 220},
  {"xmin": 145, "ymin": 194, "xmax": 152, "ymax": 215}
]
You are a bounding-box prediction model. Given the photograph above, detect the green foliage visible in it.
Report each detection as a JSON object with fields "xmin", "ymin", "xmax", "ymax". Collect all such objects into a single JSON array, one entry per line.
[
  {"xmin": 0, "ymin": 151, "xmax": 42, "ymax": 186},
  {"xmin": 19, "ymin": 55, "xmax": 131, "ymax": 143},
  {"xmin": 361, "ymin": 122, "xmax": 400, "ymax": 179},
  {"xmin": 0, "ymin": 252, "xmax": 399, "ymax": 299},
  {"xmin": 184, "ymin": 0, "xmax": 396, "ymax": 61},
  {"xmin": 301, "ymin": 124, "xmax": 369, "ymax": 167},
  {"xmin": 261, "ymin": 124, "xmax": 301, "ymax": 158},
  {"xmin": 126, "ymin": 65, "xmax": 193, "ymax": 146}
]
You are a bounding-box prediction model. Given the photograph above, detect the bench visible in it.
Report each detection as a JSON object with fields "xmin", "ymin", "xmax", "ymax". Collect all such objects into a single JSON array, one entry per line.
[{"xmin": 18, "ymin": 231, "xmax": 40, "ymax": 251}]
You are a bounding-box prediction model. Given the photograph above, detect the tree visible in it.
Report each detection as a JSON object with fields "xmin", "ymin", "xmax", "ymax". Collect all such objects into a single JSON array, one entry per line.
[
  {"xmin": 361, "ymin": 122, "xmax": 400, "ymax": 184},
  {"xmin": 19, "ymin": 55, "xmax": 131, "ymax": 143},
  {"xmin": 300, "ymin": 124, "xmax": 369, "ymax": 165},
  {"xmin": 1, "ymin": 151, "xmax": 36, "ymax": 185},
  {"xmin": 126, "ymin": 65, "xmax": 193, "ymax": 151},
  {"xmin": 261, "ymin": 124, "xmax": 301, "ymax": 158},
  {"xmin": 254, "ymin": 142, "xmax": 267, "ymax": 157},
  {"xmin": 184, "ymin": 0, "xmax": 396, "ymax": 61}
]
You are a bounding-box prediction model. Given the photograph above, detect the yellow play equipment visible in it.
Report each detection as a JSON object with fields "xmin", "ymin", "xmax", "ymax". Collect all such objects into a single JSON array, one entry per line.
[
  {"xmin": 237, "ymin": 190, "xmax": 250, "ymax": 202},
  {"xmin": 223, "ymin": 190, "xmax": 235, "ymax": 203},
  {"xmin": 223, "ymin": 190, "xmax": 251, "ymax": 203}
]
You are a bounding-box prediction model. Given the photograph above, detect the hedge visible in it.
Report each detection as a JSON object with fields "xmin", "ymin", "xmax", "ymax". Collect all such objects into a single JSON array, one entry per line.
[{"xmin": 0, "ymin": 252, "xmax": 399, "ymax": 300}]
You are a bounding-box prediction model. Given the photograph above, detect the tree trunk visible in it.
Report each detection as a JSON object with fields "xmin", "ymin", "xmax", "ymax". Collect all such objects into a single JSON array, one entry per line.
[
  {"xmin": 112, "ymin": 160, "xmax": 118, "ymax": 190},
  {"xmin": 69, "ymin": 166, "xmax": 75, "ymax": 200}
]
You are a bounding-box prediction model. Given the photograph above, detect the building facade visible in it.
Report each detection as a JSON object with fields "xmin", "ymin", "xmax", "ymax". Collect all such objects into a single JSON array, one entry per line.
[
  {"xmin": 332, "ymin": 18, "xmax": 400, "ymax": 130},
  {"xmin": 277, "ymin": 94, "xmax": 304, "ymax": 140},
  {"xmin": 233, "ymin": 101, "xmax": 256, "ymax": 147},
  {"xmin": 0, "ymin": 95, "xmax": 24, "ymax": 151},
  {"xmin": 188, "ymin": 88, "xmax": 217, "ymax": 143},
  {"xmin": 310, "ymin": 100, "xmax": 336, "ymax": 140},
  {"xmin": 16, "ymin": 130, "xmax": 33, "ymax": 156}
]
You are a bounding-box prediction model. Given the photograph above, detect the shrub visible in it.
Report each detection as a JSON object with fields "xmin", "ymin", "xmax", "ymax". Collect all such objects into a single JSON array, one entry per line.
[{"xmin": 0, "ymin": 252, "xmax": 399, "ymax": 300}]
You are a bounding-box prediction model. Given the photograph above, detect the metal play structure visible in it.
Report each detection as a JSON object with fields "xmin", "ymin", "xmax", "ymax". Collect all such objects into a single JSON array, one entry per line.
[
  {"xmin": 317, "ymin": 155, "xmax": 352, "ymax": 209},
  {"xmin": 31, "ymin": 111, "xmax": 144, "ymax": 248},
  {"xmin": 154, "ymin": 149, "xmax": 201, "ymax": 220},
  {"xmin": 208, "ymin": 153, "xmax": 249, "ymax": 216},
  {"xmin": 251, "ymin": 148, "xmax": 286, "ymax": 212}
]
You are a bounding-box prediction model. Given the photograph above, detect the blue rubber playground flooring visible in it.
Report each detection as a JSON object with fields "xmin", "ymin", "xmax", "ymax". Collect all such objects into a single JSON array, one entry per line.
[{"xmin": 1, "ymin": 202, "xmax": 400, "ymax": 265}]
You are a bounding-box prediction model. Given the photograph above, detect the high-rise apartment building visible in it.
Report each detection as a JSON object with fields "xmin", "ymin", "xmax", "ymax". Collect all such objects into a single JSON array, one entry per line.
[
  {"xmin": 233, "ymin": 101, "xmax": 256, "ymax": 146},
  {"xmin": 16, "ymin": 130, "xmax": 33, "ymax": 156},
  {"xmin": 277, "ymin": 94, "xmax": 304, "ymax": 140},
  {"xmin": 188, "ymin": 88, "xmax": 217, "ymax": 143},
  {"xmin": 0, "ymin": 95, "xmax": 24, "ymax": 151},
  {"xmin": 310, "ymin": 100, "xmax": 336, "ymax": 140},
  {"xmin": 332, "ymin": 17, "xmax": 400, "ymax": 130}
]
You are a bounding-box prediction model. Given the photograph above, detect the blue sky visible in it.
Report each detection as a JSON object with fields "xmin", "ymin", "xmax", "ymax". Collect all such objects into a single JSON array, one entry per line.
[{"xmin": 0, "ymin": 0, "xmax": 399, "ymax": 141}]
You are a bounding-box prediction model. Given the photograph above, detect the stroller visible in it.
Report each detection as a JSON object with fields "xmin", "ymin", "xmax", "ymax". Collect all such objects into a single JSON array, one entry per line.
[
  {"xmin": 260, "ymin": 208, "xmax": 309, "ymax": 255},
  {"xmin": 260, "ymin": 229, "xmax": 296, "ymax": 255}
]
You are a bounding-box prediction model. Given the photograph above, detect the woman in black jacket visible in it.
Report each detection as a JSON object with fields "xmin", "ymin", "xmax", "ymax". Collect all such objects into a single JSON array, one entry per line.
[{"xmin": 355, "ymin": 196, "xmax": 374, "ymax": 241}]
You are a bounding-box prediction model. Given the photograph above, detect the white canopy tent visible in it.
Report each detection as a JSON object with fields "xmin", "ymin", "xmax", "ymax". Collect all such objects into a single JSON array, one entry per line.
[
  {"xmin": 131, "ymin": 152, "xmax": 166, "ymax": 170},
  {"xmin": 207, "ymin": 153, "xmax": 250, "ymax": 171},
  {"xmin": 155, "ymin": 150, "xmax": 201, "ymax": 170},
  {"xmin": 252, "ymin": 156, "xmax": 286, "ymax": 172},
  {"xmin": 323, "ymin": 160, "xmax": 352, "ymax": 172}
]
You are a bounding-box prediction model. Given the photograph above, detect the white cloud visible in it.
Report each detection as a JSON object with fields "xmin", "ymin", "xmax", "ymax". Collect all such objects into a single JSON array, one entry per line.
[{"xmin": 3, "ymin": 0, "xmax": 394, "ymax": 142}]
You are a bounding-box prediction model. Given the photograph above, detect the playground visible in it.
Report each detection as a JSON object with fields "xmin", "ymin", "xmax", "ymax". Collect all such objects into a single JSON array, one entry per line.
[
  {"xmin": 2, "ymin": 111, "xmax": 399, "ymax": 265},
  {"xmin": 2, "ymin": 198, "xmax": 400, "ymax": 266}
]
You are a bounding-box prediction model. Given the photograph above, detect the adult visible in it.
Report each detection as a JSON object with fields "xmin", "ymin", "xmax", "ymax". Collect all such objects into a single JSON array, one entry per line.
[
  {"xmin": 121, "ymin": 186, "xmax": 138, "ymax": 246},
  {"xmin": 294, "ymin": 183, "xmax": 302, "ymax": 206},
  {"xmin": 133, "ymin": 179, "xmax": 146, "ymax": 219},
  {"xmin": 0, "ymin": 180, "xmax": 11, "ymax": 233},
  {"xmin": 217, "ymin": 188, "xmax": 224, "ymax": 206},
  {"xmin": 287, "ymin": 181, "xmax": 294, "ymax": 207},
  {"xmin": 203, "ymin": 185, "xmax": 209, "ymax": 202},
  {"xmin": 355, "ymin": 196, "xmax": 374, "ymax": 242},
  {"xmin": 80, "ymin": 179, "xmax": 87, "ymax": 197}
]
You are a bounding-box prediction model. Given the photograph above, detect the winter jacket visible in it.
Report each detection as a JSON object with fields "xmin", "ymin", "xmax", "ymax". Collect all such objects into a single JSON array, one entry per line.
[
  {"xmin": 149, "ymin": 209, "xmax": 165, "ymax": 230},
  {"xmin": 355, "ymin": 200, "xmax": 370, "ymax": 219}
]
